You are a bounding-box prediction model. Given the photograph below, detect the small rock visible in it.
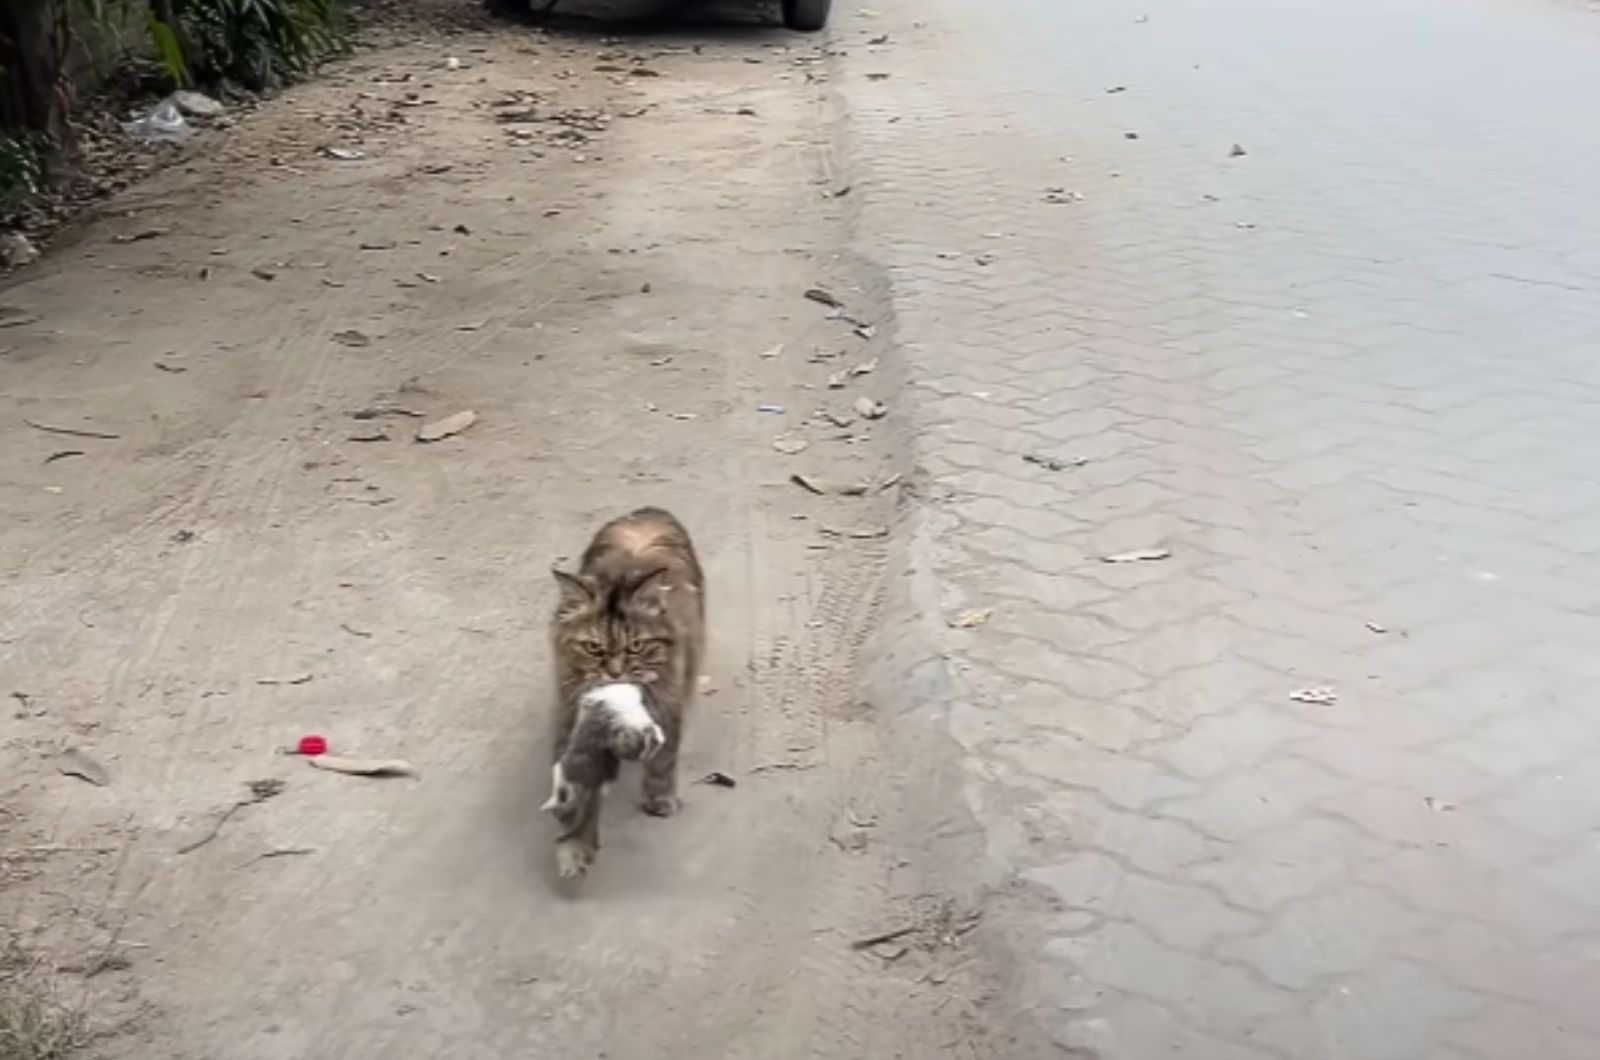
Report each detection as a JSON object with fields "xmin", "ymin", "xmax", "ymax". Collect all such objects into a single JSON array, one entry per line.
[
  {"xmin": 1229, "ymin": 142, "xmax": 1248, "ymax": 157},
  {"xmin": 853, "ymin": 397, "xmax": 887, "ymax": 420},
  {"xmin": 0, "ymin": 231, "xmax": 39, "ymax": 268},
  {"xmin": 172, "ymin": 90, "xmax": 224, "ymax": 118}
]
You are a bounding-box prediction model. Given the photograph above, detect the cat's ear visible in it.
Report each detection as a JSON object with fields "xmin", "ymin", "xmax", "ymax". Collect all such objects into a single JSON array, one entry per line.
[
  {"xmin": 625, "ymin": 567, "xmax": 671, "ymax": 608},
  {"xmin": 552, "ymin": 569, "xmax": 595, "ymax": 616}
]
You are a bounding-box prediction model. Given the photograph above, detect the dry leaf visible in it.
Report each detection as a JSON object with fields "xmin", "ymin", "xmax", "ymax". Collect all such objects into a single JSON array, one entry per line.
[
  {"xmin": 308, "ymin": 755, "xmax": 416, "ymax": 778},
  {"xmin": 416, "ymin": 410, "xmax": 478, "ymax": 442},
  {"xmin": 820, "ymin": 524, "xmax": 889, "ymax": 540},
  {"xmin": 849, "ymin": 358, "xmax": 879, "ymax": 377},
  {"xmin": 257, "ymin": 672, "xmax": 313, "ymax": 686},
  {"xmin": 1023, "ymin": 453, "xmax": 1086, "ymax": 471},
  {"xmin": 1289, "ymin": 687, "xmax": 1338, "ymax": 705},
  {"xmin": 949, "ymin": 607, "xmax": 995, "ymax": 629},
  {"xmin": 804, "ymin": 287, "xmax": 842, "ymax": 308},
  {"xmin": 1101, "ymin": 548, "xmax": 1171, "ymax": 563},
  {"xmin": 57, "ymin": 748, "xmax": 110, "ymax": 787},
  {"xmin": 332, "ymin": 329, "xmax": 371, "ymax": 347},
  {"xmin": 773, "ymin": 435, "xmax": 810, "ymax": 455},
  {"xmin": 790, "ymin": 473, "xmax": 868, "ymax": 496},
  {"xmin": 854, "ymin": 397, "xmax": 888, "ymax": 420}
]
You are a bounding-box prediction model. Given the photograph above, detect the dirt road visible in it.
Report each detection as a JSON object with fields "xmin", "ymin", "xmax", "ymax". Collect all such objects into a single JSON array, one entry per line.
[{"xmin": 1, "ymin": 6, "xmax": 1025, "ymax": 1057}]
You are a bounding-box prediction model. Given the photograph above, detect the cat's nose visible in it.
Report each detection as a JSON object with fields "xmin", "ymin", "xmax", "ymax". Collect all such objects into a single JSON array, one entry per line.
[{"xmin": 604, "ymin": 659, "xmax": 625, "ymax": 678}]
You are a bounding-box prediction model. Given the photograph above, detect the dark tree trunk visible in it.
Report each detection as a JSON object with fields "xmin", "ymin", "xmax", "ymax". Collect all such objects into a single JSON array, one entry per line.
[{"xmin": 0, "ymin": 0, "xmax": 73, "ymax": 179}]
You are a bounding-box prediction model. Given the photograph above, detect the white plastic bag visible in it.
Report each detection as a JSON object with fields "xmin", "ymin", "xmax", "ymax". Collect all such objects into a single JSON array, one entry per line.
[{"xmin": 123, "ymin": 99, "xmax": 191, "ymax": 142}]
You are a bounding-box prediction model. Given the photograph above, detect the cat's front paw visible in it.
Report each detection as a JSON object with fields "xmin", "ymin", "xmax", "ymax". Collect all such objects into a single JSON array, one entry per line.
[
  {"xmin": 641, "ymin": 793, "xmax": 680, "ymax": 818},
  {"xmin": 555, "ymin": 839, "xmax": 595, "ymax": 879}
]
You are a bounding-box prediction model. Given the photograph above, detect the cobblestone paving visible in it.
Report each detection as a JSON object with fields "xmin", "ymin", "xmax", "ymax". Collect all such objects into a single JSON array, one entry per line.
[{"xmin": 837, "ymin": 0, "xmax": 1600, "ymax": 1056}]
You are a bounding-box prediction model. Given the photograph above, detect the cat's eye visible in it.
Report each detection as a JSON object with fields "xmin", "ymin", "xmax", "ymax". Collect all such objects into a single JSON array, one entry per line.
[
  {"xmin": 626, "ymin": 639, "xmax": 662, "ymax": 655},
  {"xmin": 580, "ymin": 639, "xmax": 604, "ymax": 656}
]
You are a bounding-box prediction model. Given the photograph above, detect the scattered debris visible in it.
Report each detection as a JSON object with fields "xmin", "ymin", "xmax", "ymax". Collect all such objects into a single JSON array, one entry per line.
[
  {"xmin": 790, "ymin": 473, "xmax": 868, "ymax": 496},
  {"xmin": 1105, "ymin": 85, "xmax": 1127, "ymax": 94},
  {"xmin": 256, "ymin": 672, "xmax": 312, "ymax": 686},
  {"xmin": 974, "ymin": 252, "xmax": 996, "ymax": 267},
  {"xmin": 308, "ymin": 755, "xmax": 416, "ymax": 778},
  {"xmin": 773, "ymin": 434, "xmax": 810, "ymax": 455},
  {"xmin": 43, "ymin": 450, "xmax": 85, "ymax": 464},
  {"xmin": 866, "ymin": 72, "xmax": 891, "ymax": 81},
  {"xmin": 56, "ymin": 748, "xmax": 110, "ymax": 787},
  {"xmin": 251, "ymin": 267, "xmax": 277, "ymax": 281},
  {"xmin": 757, "ymin": 403, "xmax": 787, "ymax": 414},
  {"xmin": 949, "ymin": 607, "xmax": 994, "ymax": 629},
  {"xmin": 819, "ymin": 410, "xmax": 854, "ymax": 428},
  {"xmin": 853, "ymin": 396, "xmax": 888, "ymax": 420},
  {"xmin": 1289, "ymin": 687, "xmax": 1338, "ymax": 706},
  {"xmin": 177, "ymin": 778, "xmax": 285, "ymax": 854},
  {"xmin": 323, "ymin": 146, "xmax": 366, "ymax": 161},
  {"xmin": 851, "ymin": 924, "xmax": 917, "ymax": 951},
  {"xmin": 1023, "ymin": 453, "xmax": 1087, "ymax": 471},
  {"xmin": 1124, "ymin": 131, "xmax": 1140, "ymax": 140},
  {"xmin": 1101, "ymin": 548, "xmax": 1171, "ymax": 563},
  {"xmin": 1044, "ymin": 188, "xmax": 1084, "ymax": 204},
  {"xmin": 804, "ymin": 287, "xmax": 843, "ymax": 308},
  {"xmin": 1229, "ymin": 143, "xmax": 1248, "ymax": 157},
  {"xmin": 416, "ymin": 410, "xmax": 478, "ymax": 442},
  {"xmin": 445, "ymin": 56, "xmax": 463, "ymax": 71},
  {"xmin": 348, "ymin": 426, "xmax": 389, "ymax": 443},
  {"xmin": 759, "ymin": 344, "xmax": 784, "ymax": 359},
  {"xmin": 697, "ymin": 675, "xmax": 718, "ymax": 696},
  {"xmin": 359, "ymin": 238, "xmax": 397, "ymax": 251},
  {"xmin": 295, "ymin": 735, "xmax": 329, "ymax": 757},
  {"xmin": 1365, "ymin": 621, "xmax": 1388, "ymax": 634},
  {"xmin": 154, "ymin": 361, "xmax": 186, "ymax": 373},
  {"xmin": 697, "ymin": 771, "xmax": 737, "ymax": 788},
  {"xmin": 340, "ymin": 622, "xmax": 373, "ymax": 638},
  {"xmin": 332, "ymin": 329, "xmax": 371, "ymax": 348},
  {"xmin": 1423, "ymin": 796, "xmax": 1457, "ymax": 813},
  {"xmin": 24, "ymin": 420, "xmax": 120, "ymax": 441},
  {"xmin": 123, "ymin": 99, "xmax": 190, "ymax": 141}
]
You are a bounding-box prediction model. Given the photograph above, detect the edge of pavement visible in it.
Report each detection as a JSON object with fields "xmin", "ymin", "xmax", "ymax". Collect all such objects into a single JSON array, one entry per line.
[{"xmin": 820, "ymin": 40, "xmax": 1065, "ymax": 1060}]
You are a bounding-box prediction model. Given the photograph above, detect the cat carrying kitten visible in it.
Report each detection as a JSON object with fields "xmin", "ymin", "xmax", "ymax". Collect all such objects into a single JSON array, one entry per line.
[{"xmin": 544, "ymin": 507, "xmax": 705, "ymax": 879}]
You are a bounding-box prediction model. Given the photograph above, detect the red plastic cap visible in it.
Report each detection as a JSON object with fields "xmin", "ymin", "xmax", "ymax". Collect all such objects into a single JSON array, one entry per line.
[{"xmin": 297, "ymin": 734, "xmax": 328, "ymax": 757}]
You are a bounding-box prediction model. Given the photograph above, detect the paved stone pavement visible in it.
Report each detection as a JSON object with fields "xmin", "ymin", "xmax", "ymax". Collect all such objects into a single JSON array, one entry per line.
[{"xmin": 834, "ymin": 0, "xmax": 1600, "ymax": 1056}]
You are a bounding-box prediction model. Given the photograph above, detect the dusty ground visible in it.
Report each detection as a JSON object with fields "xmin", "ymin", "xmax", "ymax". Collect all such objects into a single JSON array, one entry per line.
[{"xmin": 0, "ymin": 4, "xmax": 1020, "ymax": 1057}]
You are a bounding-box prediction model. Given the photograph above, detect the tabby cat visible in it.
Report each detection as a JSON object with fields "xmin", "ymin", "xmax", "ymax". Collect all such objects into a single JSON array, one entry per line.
[{"xmin": 544, "ymin": 507, "xmax": 706, "ymax": 879}]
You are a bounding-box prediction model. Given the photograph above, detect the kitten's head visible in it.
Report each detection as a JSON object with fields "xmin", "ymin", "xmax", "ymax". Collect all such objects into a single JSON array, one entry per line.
[{"xmin": 552, "ymin": 567, "xmax": 675, "ymax": 683}]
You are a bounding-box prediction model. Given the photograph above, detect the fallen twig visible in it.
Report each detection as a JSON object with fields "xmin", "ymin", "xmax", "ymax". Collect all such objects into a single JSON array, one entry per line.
[
  {"xmin": 234, "ymin": 847, "xmax": 315, "ymax": 869},
  {"xmin": 851, "ymin": 925, "xmax": 917, "ymax": 950},
  {"xmin": 176, "ymin": 779, "xmax": 285, "ymax": 854},
  {"xmin": 24, "ymin": 420, "xmax": 121, "ymax": 441}
]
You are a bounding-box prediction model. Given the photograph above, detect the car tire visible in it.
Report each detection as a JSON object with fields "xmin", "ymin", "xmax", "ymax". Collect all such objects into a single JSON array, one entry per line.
[{"xmin": 782, "ymin": 0, "xmax": 832, "ymax": 32}]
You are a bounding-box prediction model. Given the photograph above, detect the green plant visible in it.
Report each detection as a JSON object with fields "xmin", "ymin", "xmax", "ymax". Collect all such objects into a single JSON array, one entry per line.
[
  {"xmin": 0, "ymin": 131, "xmax": 45, "ymax": 212},
  {"xmin": 180, "ymin": 0, "xmax": 345, "ymax": 89}
]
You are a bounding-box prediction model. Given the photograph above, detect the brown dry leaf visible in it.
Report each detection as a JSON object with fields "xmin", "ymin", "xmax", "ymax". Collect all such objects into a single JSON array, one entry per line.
[
  {"xmin": 416, "ymin": 410, "xmax": 478, "ymax": 442},
  {"xmin": 949, "ymin": 607, "xmax": 995, "ymax": 629},
  {"xmin": 790, "ymin": 473, "xmax": 868, "ymax": 496},
  {"xmin": 1101, "ymin": 548, "xmax": 1171, "ymax": 563},
  {"xmin": 308, "ymin": 755, "xmax": 416, "ymax": 778},
  {"xmin": 854, "ymin": 396, "xmax": 888, "ymax": 420},
  {"xmin": 57, "ymin": 748, "xmax": 110, "ymax": 787},
  {"xmin": 772, "ymin": 434, "xmax": 810, "ymax": 455}
]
